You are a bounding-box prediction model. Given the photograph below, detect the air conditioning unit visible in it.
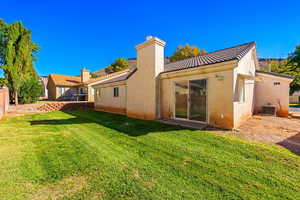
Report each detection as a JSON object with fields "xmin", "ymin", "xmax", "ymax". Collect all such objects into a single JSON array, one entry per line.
[{"xmin": 262, "ymin": 104, "xmax": 277, "ymax": 116}]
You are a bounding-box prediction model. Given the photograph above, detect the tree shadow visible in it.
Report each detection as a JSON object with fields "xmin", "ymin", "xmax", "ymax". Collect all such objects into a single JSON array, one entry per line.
[
  {"xmin": 277, "ymin": 133, "xmax": 300, "ymax": 155},
  {"xmin": 30, "ymin": 109, "xmax": 189, "ymax": 137}
]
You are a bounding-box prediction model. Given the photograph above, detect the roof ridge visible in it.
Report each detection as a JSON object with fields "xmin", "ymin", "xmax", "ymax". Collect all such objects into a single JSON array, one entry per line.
[
  {"xmin": 166, "ymin": 41, "xmax": 255, "ymax": 66},
  {"xmin": 49, "ymin": 73, "xmax": 79, "ymax": 77}
]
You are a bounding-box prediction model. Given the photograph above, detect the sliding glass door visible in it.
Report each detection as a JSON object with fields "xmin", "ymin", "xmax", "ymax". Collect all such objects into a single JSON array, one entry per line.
[
  {"xmin": 174, "ymin": 79, "xmax": 207, "ymax": 122},
  {"xmin": 175, "ymin": 80, "xmax": 188, "ymax": 119}
]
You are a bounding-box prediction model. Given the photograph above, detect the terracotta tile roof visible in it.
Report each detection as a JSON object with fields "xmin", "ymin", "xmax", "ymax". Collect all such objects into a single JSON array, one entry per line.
[
  {"xmin": 163, "ymin": 42, "xmax": 256, "ymax": 73},
  {"xmin": 49, "ymin": 74, "xmax": 82, "ymax": 86}
]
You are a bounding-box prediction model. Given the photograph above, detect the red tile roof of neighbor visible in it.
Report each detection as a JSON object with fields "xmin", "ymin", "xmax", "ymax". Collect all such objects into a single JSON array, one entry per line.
[
  {"xmin": 49, "ymin": 69, "xmax": 132, "ymax": 87},
  {"xmin": 49, "ymin": 74, "xmax": 82, "ymax": 86}
]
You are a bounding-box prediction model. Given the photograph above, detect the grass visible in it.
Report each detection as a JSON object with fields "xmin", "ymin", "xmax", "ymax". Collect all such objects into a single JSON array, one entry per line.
[{"xmin": 0, "ymin": 110, "xmax": 299, "ymax": 200}]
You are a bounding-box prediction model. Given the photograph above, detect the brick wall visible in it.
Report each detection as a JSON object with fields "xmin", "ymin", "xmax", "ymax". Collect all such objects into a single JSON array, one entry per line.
[
  {"xmin": 0, "ymin": 87, "xmax": 9, "ymax": 118},
  {"xmin": 38, "ymin": 102, "xmax": 94, "ymax": 112}
]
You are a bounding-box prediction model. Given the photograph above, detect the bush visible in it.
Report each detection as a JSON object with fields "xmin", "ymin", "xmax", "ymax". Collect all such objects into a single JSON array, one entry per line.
[{"xmin": 19, "ymin": 78, "xmax": 42, "ymax": 104}]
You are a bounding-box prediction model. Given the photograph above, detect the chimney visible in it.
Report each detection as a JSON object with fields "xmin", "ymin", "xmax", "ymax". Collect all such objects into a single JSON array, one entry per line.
[
  {"xmin": 135, "ymin": 36, "xmax": 166, "ymax": 77},
  {"xmin": 81, "ymin": 68, "xmax": 90, "ymax": 82},
  {"xmin": 126, "ymin": 36, "xmax": 166, "ymax": 120}
]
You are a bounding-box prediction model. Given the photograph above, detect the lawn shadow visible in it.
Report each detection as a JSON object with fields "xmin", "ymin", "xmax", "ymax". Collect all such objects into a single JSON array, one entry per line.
[
  {"xmin": 30, "ymin": 109, "xmax": 188, "ymax": 137},
  {"xmin": 277, "ymin": 133, "xmax": 300, "ymax": 155}
]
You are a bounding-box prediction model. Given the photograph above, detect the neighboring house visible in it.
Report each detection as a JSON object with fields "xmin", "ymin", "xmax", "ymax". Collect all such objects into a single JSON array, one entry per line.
[
  {"xmin": 47, "ymin": 68, "xmax": 131, "ymax": 101},
  {"xmin": 47, "ymin": 73, "xmax": 83, "ymax": 101},
  {"xmin": 92, "ymin": 36, "xmax": 293, "ymax": 129},
  {"xmin": 39, "ymin": 76, "xmax": 48, "ymax": 99}
]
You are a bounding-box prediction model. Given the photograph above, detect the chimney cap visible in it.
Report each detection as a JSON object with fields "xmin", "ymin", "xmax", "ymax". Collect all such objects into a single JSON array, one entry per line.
[{"xmin": 136, "ymin": 36, "xmax": 166, "ymax": 50}]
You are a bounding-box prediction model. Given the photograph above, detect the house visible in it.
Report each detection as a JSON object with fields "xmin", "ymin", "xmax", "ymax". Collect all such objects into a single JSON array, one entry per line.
[
  {"xmin": 47, "ymin": 68, "xmax": 131, "ymax": 101},
  {"xmin": 91, "ymin": 36, "xmax": 293, "ymax": 129},
  {"xmin": 47, "ymin": 70, "xmax": 85, "ymax": 101}
]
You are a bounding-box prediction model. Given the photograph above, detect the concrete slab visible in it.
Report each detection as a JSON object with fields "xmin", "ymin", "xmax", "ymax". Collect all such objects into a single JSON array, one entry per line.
[{"xmin": 158, "ymin": 119, "xmax": 208, "ymax": 130}]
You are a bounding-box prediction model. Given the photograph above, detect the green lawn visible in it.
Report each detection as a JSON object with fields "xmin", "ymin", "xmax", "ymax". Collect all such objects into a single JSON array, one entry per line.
[{"xmin": 0, "ymin": 110, "xmax": 299, "ymax": 200}]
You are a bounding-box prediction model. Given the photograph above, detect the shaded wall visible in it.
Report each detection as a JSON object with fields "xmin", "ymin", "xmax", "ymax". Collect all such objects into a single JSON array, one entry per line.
[
  {"xmin": 94, "ymin": 83, "xmax": 127, "ymax": 114},
  {"xmin": 254, "ymin": 73, "xmax": 292, "ymax": 117},
  {"xmin": 47, "ymin": 77, "xmax": 57, "ymax": 100},
  {"xmin": 233, "ymin": 48, "xmax": 256, "ymax": 128}
]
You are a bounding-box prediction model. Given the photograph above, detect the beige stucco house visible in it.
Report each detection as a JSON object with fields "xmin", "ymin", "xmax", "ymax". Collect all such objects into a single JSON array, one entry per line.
[{"xmin": 92, "ymin": 36, "xmax": 293, "ymax": 129}]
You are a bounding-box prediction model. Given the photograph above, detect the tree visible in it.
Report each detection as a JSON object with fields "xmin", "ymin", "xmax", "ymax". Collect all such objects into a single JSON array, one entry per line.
[
  {"xmin": 90, "ymin": 72, "xmax": 100, "ymax": 78},
  {"xmin": 105, "ymin": 58, "xmax": 130, "ymax": 74},
  {"xmin": 0, "ymin": 19, "xmax": 39, "ymax": 105},
  {"xmin": 170, "ymin": 44, "xmax": 206, "ymax": 62},
  {"xmin": 261, "ymin": 46, "xmax": 300, "ymax": 95},
  {"xmin": 0, "ymin": 77, "xmax": 7, "ymax": 87}
]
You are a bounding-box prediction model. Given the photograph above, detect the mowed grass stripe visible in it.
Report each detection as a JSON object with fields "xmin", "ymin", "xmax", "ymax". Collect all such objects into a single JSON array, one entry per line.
[{"xmin": 0, "ymin": 110, "xmax": 299, "ymax": 199}]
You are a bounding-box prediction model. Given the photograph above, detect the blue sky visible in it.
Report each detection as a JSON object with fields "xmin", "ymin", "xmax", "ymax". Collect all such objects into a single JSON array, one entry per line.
[{"xmin": 1, "ymin": 0, "xmax": 300, "ymax": 76}]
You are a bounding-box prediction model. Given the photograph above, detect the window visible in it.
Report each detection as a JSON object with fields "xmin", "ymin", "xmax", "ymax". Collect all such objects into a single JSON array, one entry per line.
[
  {"xmin": 238, "ymin": 78, "xmax": 245, "ymax": 103},
  {"xmin": 113, "ymin": 87, "xmax": 119, "ymax": 97}
]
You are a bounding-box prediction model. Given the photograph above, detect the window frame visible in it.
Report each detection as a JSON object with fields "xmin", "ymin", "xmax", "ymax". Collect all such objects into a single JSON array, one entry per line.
[{"xmin": 113, "ymin": 87, "xmax": 119, "ymax": 97}]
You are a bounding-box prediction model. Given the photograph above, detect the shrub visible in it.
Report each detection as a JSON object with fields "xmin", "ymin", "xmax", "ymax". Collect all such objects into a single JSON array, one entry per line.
[{"xmin": 19, "ymin": 78, "xmax": 42, "ymax": 104}]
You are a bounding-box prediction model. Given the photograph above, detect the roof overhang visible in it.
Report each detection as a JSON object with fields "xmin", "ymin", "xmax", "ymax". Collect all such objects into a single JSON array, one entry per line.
[
  {"xmin": 238, "ymin": 73, "xmax": 256, "ymax": 80},
  {"xmin": 160, "ymin": 60, "xmax": 238, "ymax": 79},
  {"xmin": 256, "ymin": 71, "xmax": 294, "ymax": 83},
  {"xmin": 93, "ymin": 80, "xmax": 127, "ymax": 88},
  {"xmin": 79, "ymin": 69, "xmax": 131, "ymax": 87}
]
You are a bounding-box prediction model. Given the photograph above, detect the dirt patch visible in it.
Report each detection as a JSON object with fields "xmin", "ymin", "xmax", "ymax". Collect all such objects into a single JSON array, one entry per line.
[
  {"xmin": 92, "ymin": 192, "xmax": 106, "ymax": 200},
  {"xmin": 30, "ymin": 175, "xmax": 87, "ymax": 200},
  {"xmin": 218, "ymin": 115, "xmax": 300, "ymax": 155},
  {"xmin": 141, "ymin": 178, "xmax": 157, "ymax": 189}
]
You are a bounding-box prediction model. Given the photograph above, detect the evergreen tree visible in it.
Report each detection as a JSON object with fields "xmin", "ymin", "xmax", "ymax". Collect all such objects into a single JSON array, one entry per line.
[{"xmin": 0, "ymin": 19, "xmax": 39, "ymax": 104}]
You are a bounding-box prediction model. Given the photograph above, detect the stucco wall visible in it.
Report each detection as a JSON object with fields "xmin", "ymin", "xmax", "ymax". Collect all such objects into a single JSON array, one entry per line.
[
  {"xmin": 94, "ymin": 83, "xmax": 127, "ymax": 114},
  {"xmin": 254, "ymin": 73, "xmax": 291, "ymax": 117},
  {"xmin": 233, "ymin": 48, "xmax": 256, "ymax": 128},
  {"xmin": 126, "ymin": 38, "xmax": 165, "ymax": 120},
  {"xmin": 160, "ymin": 62, "xmax": 236, "ymax": 129}
]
